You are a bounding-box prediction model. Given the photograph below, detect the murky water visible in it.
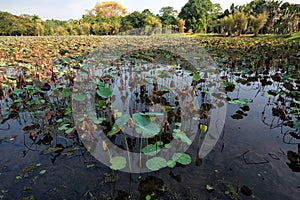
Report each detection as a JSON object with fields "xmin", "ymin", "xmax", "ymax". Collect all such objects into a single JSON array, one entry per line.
[{"xmin": 0, "ymin": 42, "xmax": 300, "ymax": 200}]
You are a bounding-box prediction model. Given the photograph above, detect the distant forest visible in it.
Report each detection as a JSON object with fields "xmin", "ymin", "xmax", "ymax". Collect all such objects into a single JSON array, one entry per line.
[{"xmin": 0, "ymin": 0, "xmax": 299, "ymax": 36}]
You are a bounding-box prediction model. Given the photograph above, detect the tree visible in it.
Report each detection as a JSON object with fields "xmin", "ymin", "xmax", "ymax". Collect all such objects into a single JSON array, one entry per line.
[
  {"xmin": 92, "ymin": 23, "xmax": 101, "ymax": 35},
  {"xmin": 220, "ymin": 15, "xmax": 235, "ymax": 36},
  {"xmin": 50, "ymin": 27, "xmax": 55, "ymax": 35},
  {"xmin": 36, "ymin": 18, "xmax": 44, "ymax": 36},
  {"xmin": 110, "ymin": 18, "xmax": 121, "ymax": 34},
  {"xmin": 276, "ymin": 2, "xmax": 300, "ymax": 34},
  {"xmin": 139, "ymin": 9, "xmax": 162, "ymax": 34},
  {"xmin": 144, "ymin": 15, "xmax": 162, "ymax": 28},
  {"xmin": 81, "ymin": 22, "xmax": 91, "ymax": 35},
  {"xmin": 56, "ymin": 26, "xmax": 67, "ymax": 35},
  {"xmin": 0, "ymin": 12, "xmax": 39, "ymax": 36},
  {"xmin": 66, "ymin": 23, "xmax": 76, "ymax": 35},
  {"xmin": 264, "ymin": 0, "xmax": 282, "ymax": 33},
  {"xmin": 230, "ymin": 3, "xmax": 235, "ymax": 14},
  {"xmin": 159, "ymin": 6, "xmax": 178, "ymax": 29},
  {"xmin": 18, "ymin": 14, "xmax": 40, "ymax": 36},
  {"xmin": 102, "ymin": 21, "xmax": 110, "ymax": 35},
  {"xmin": 178, "ymin": 0, "xmax": 213, "ymax": 33},
  {"xmin": 141, "ymin": 9, "xmax": 154, "ymax": 16},
  {"xmin": 234, "ymin": 11, "xmax": 248, "ymax": 35},
  {"xmin": 144, "ymin": 15, "xmax": 162, "ymax": 34},
  {"xmin": 121, "ymin": 11, "xmax": 144, "ymax": 30},
  {"xmin": 44, "ymin": 19, "xmax": 67, "ymax": 35},
  {"xmin": 120, "ymin": 16, "xmax": 134, "ymax": 32},
  {"xmin": 0, "ymin": 12, "xmax": 19, "ymax": 35},
  {"xmin": 86, "ymin": 1, "xmax": 127, "ymax": 18},
  {"xmin": 243, "ymin": 0, "xmax": 267, "ymax": 16},
  {"xmin": 120, "ymin": 9, "xmax": 162, "ymax": 34},
  {"xmin": 178, "ymin": 19, "xmax": 185, "ymax": 33},
  {"xmin": 208, "ymin": 3, "xmax": 223, "ymax": 33},
  {"xmin": 250, "ymin": 11, "xmax": 268, "ymax": 36}
]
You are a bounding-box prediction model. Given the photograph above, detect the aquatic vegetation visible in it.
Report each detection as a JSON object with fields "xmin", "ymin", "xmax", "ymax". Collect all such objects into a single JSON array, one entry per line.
[
  {"xmin": 69, "ymin": 36, "xmax": 221, "ymax": 173},
  {"xmin": 0, "ymin": 35, "xmax": 299, "ymax": 199},
  {"xmin": 146, "ymin": 157, "xmax": 168, "ymax": 171},
  {"xmin": 228, "ymin": 98, "xmax": 252, "ymax": 105},
  {"xmin": 110, "ymin": 156, "xmax": 127, "ymax": 170},
  {"xmin": 132, "ymin": 113, "xmax": 161, "ymax": 138}
]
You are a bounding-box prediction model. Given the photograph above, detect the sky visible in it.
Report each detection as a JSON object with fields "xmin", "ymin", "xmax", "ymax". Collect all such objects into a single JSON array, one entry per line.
[{"xmin": 1, "ymin": 0, "xmax": 299, "ymax": 20}]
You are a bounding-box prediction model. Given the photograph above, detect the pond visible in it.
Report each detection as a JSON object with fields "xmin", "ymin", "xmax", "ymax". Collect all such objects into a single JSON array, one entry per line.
[{"xmin": 0, "ymin": 36, "xmax": 299, "ymax": 200}]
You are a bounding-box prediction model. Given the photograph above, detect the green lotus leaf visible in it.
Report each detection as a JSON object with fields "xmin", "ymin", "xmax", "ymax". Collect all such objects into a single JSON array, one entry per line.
[
  {"xmin": 173, "ymin": 130, "xmax": 192, "ymax": 145},
  {"xmin": 142, "ymin": 144, "xmax": 161, "ymax": 156},
  {"xmin": 172, "ymin": 153, "xmax": 192, "ymax": 165},
  {"xmin": 110, "ymin": 156, "xmax": 126, "ymax": 170},
  {"xmin": 228, "ymin": 98, "xmax": 252, "ymax": 105},
  {"xmin": 146, "ymin": 157, "xmax": 167, "ymax": 171},
  {"xmin": 97, "ymin": 87, "xmax": 112, "ymax": 98},
  {"xmin": 72, "ymin": 93, "xmax": 86, "ymax": 101}
]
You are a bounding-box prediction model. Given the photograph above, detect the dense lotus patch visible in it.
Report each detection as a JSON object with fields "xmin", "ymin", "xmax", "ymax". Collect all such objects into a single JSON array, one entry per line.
[{"xmin": 0, "ymin": 35, "xmax": 299, "ymax": 175}]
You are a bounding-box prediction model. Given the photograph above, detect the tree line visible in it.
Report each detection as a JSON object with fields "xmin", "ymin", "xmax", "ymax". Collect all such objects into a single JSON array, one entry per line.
[{"xmin": 0, "ymin": 0, "xmax": 299, "ymax": 36}]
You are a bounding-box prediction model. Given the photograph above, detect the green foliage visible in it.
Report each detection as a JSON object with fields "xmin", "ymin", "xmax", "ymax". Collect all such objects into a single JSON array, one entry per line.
[
  {"xmin": 0, "ymin": 0, "xmax": 299, "ymax": 36},
  {"xmin": 223, "ymin": 81, "xmax": 235, "ymax": 92},
  {"xmin": 39, "ymin": 170, "xmax": 47, "ymax": 175},
  {"xmin": 250, "ymin": 11, "xmax": 268, "ymax": 36},
  {"xmin": 142, "ymin": 142, "xmax": 162, "ymax": 156},
  {"xmin": 228, "ymin": 98, "xmax": 252, "ymax": 105},
  {"xmin": 234, "ymin": 11, "xmax": 248, "ymax": 35},
  {"xmin": 0, "ymin": 12, "xmax": 37, "ymax": 35},
  {"xmin": 132, "ymin": 113, "xmax": 160, "ymax": 138},
  {"xmin": 110, "ymin": 156, "xmax": 127, "ymax": 170},
  {"xmin": 193, "ymin": 73, "xmax": 201, "ymax": 81},
  {"xmin": 144, "ymin": 15, "xmax": 162, "ymax": 29},
  {"xmin": 172, "ymin": 129, "xmax": 192, "ymax": 145},
  {"xmin": 96, "ymin": 86, "xmax": 113, "ymax": 98},
  {"xmin": 121, "ymin": 11, "xmax": 144, "ymax": 30},
  {"xmin": 172, "ymin": 153, "xmax": 192, "ymax": 165},
  {"xmin": 159, "ymin": 6, "xmax": 178, "ymax": 29},
  {"xmin": 220, "ymin": 15, "xmax": 235, "ymax": 36},
  {"xmin": 72, "ymin": 93, "xmax": 86, "ymax": 101},
  {"xmin": 146, "ymin": 157, "xmax": 168, "ymax": 171},
  {"xmin": 206, "ymin": 184, "xmax": 214, "ymax": 192},
  {"xmin": 114, "ymin": 114, "xmax": 131, "ymax": 127},
  {"xmin": 179, "ymin": 0, "xmax": 213, "ymax": 33}
]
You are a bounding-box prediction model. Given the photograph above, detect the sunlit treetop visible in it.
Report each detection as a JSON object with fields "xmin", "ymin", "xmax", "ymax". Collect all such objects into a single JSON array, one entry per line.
[{"xmin": 85, "ymin": 1, "xmax": 127, "ymax": 18}]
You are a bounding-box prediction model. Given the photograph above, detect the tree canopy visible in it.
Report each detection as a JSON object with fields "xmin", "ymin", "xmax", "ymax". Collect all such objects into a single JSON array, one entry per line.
[
  {"xmin": 0, "ymin": 0, "xmax": 299, "ymax": 36},
  {"xmin": 85, "ymin": 1, "xmax": 127, "ymax": 18},
  {"xmin": 179, "ymin": 0, "xmax": 213, "ymax": 32},
  {"xmin": 159, "ymin": 6, "xmax": 178, "ymax": 29}
]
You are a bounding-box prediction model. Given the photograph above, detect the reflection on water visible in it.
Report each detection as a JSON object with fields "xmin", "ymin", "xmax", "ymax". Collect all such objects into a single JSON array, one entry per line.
[
  {"xmin": 287, "ymin": 144, "xmax": 300, "ymax": 172},
  {"xmin": 0, "ymin": 50, "xmax": 300, "ymax": 199}
]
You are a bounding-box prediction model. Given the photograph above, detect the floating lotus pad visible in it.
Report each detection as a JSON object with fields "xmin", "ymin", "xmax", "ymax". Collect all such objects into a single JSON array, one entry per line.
[
  {"xmin": 228, "ymin": 98, "xmax": 252, "ymax": 105},
  {"xmin": 172, "ymin": 129, "xmax": 192, "ymax": 145},
  {"xmin": 146, "ymin": 157, "xmax": 168, "ymax": 171},
  {"xmin": 142, "ymin": 142, "xmax": 163, "ymax": 156},
  {"xmin": 172, "ymin": 153, "xmax": 192, "ymax": 165},
  {"xmin": 110, "ymin": 156, "xmax": 127, "ymax": 170},
  {"xmin": 72, "ymin": 93, "xmax": 86, "ymax": 101}
]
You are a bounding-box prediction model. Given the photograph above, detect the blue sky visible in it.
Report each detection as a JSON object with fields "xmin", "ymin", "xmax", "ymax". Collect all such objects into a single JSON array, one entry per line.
[{"xmin": 1, "ymin": 0, "xmax": 299, "ymax": 20}]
